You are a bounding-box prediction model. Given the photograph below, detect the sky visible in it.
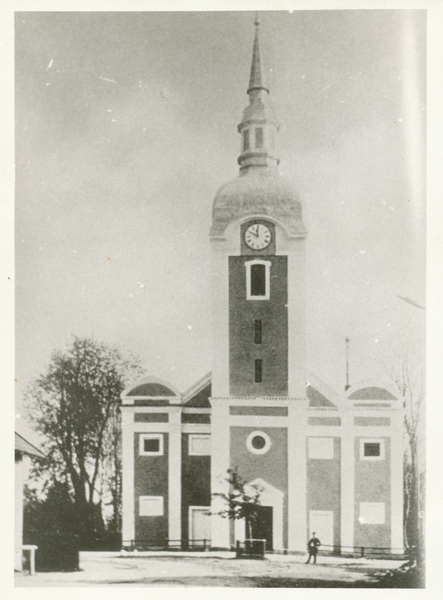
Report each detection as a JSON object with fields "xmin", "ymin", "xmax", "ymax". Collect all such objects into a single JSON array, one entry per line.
[{"xmin": 13, "ymin": 9, "xmax": 427, "ymax": 441}]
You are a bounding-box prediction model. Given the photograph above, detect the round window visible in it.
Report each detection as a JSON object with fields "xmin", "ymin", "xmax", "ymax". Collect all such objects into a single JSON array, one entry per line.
[
  {"xmin": 251, "ymin": 435, "xmax": 266, "ymax": 450},
  {"xmin": 246, "ymin": 430, "xmax": 271, "ymax": 455}
]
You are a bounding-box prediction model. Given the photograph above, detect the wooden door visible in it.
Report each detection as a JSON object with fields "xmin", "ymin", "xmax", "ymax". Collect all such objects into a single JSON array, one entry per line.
[{"xmin": 252, "ymin": 505, "xmax": 273, "ymax": 551}]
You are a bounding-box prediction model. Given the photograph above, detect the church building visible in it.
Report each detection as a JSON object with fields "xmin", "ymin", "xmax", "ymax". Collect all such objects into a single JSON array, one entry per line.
[{"xmin": 121, "ymin": 20, "xmax": 404, "ymax": 555}]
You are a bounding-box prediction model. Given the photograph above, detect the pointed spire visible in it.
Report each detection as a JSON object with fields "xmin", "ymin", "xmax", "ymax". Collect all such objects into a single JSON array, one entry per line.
[
  {"xmin": 237, "ymin": 16, "xmax": 279, "ymax": 172},
  {"xmin": 247, "ymin": 15, "xmax": 269, "ymax": 94}
]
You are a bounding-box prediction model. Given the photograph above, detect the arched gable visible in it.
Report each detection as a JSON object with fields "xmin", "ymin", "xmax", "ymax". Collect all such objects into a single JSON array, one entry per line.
[
  {"xmin": 121, "ymin": 376, "xmax": 181, "ymax": 400},
  {"xmin": 345, "ymin": 379, "xmax": 398, "ymax": 402}
]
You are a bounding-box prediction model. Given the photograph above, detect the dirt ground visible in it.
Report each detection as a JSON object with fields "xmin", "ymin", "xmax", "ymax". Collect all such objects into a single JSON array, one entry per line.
[{"xmin": 15, "ymin": 551, "xmax": 407, "ymax": 587}]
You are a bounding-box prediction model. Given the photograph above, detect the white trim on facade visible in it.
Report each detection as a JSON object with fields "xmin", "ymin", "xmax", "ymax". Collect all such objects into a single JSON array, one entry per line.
[
  {"xmin": 229, "ymin": 416, "xmax": 296, "ymax": 428},
  {"xmin": 340, "ymin": 411, "xmax": 355, "ymax": 549},
  {"xmin": 188, "ymin": 506, "xmax": 212, "ymax": 544},
  {"xmin": 391, "ymin": 411, "xmax": 405, "ymax": 552},
  {"xmin": 245, "ymin": 259, "xmax": 271, "ymax": 300},
  {"xmin": 189, "ymin": 434, "xmax": 211, "ymax": 456},
  {"xmin": 287, "ymin": 403, "xmax": 308, "ymax": 552},
  {"xmin": 182, "ymin": 424, "xmax": 212, "ymax": 435},
  {"xmin": 359, "ymin": 438, "xmax": 386, "ymax": 461},
  {"xmin": 227, "ymin": 397, "xmax": 299, "ymax": 406},
  {"xmin": 246, "ymin": 430, "xmax": 272, "ymax": 455},
  {"xmin": 121, "ymin": 409, "xmax": 135, "ymax": 546},
  {"xmin": 127, "ymin": 423, "xmax": 171, "ymax": 433},
  {"xmin": 168, "ymin": 408, "xmax": 182, "ymax": 546},
  {"xmin": 210, "ymin": 399, "xmax": 231, "ymax": 549},
  {"xmin": 287, "ymin": 238, "xmax": 306, "ymax": 398},
  {"xmin": 139, "ymin": 433, "xmax": 164, "ymax": 456},
  {"xmin": 139, "ymin": 496, "xmax": 164, "ymax": 516},
  {"xmin": 211, "ymin": 242, "xmax": 230, "ymax": 397},
  {"xmin": 308, "ymin": 437, "xmax": 335, "ymax": 459}
]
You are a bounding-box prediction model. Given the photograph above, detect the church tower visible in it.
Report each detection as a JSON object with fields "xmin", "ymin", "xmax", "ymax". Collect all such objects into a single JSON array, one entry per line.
[
  {"xmin": 211, "ymin": 18, "xmax": 306, "ymax": 399},
  {"xmin": 210, "ymin": 18, "xmax": 309, "ymax": 552}
]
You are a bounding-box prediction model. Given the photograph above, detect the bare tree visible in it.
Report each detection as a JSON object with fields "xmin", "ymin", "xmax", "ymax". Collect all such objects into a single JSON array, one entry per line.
[{"xmin": 386, "ymin": 352, "xmax": 425, "ymax": 560}]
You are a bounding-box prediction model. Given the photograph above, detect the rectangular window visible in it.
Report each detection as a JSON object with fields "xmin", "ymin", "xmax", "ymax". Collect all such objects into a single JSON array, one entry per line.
[
  {"xmin": 139, "ymin": 496, "xmax": 164, "ymax": 516},
  {"xmin": 359, "ymin": 438, "xmax": 385, "ymax": 461},
  {"xmin": 251, "ymin": 263, "xmax": 266, "ymax": 296},
  {"xmin": 139, "ymin": 433, "xmax": 164, "ymax": 456},
  {"xmin": 364, "ymin": 443, "xmax": 380, "ymax": 457},
  {"xmin": 255, "ymin": 359, "xmax": 262, "ymax": 383},
  {"xmin": 243, "ymin": 129, "xmax": 250, "ymax": 151},
  {"xmin": 359, "ymin": 502, "xmax": 385, "ymax": 525},
  {"xmin": 255, "ymin": 127, "xmax": 264, "ymax": 148},
  {"xmin": 255, "ymin": 320, "xmax": 262, "ymax": 344},
  {"xmin": 189, "ymin": 434, "xmax": 211, "ymax": 456}
]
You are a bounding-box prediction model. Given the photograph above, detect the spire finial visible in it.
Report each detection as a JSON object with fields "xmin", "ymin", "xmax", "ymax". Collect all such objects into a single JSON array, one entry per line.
[
  {"xmin": 345, "ymin": 337, "xmax": 351, "ymax": 391},
  {"xmin": 248, "ymin": 13, "xmax": 268, "ymax": 94}
]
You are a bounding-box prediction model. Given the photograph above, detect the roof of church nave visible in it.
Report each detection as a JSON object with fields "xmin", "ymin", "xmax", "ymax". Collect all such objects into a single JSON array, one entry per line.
[
  {"xmin": 211, "ymin": 17, "xmax": 305, "ymax": 238},
  {"xmin": 122, "ymin": 370, "xmax": 398, "ymax": 409}
]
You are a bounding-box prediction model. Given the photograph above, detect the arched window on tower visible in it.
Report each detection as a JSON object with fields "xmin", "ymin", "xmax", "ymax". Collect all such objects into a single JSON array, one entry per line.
[{"xmin": 246, "ymin": 259, "xmax": 271, "ymax": 300}]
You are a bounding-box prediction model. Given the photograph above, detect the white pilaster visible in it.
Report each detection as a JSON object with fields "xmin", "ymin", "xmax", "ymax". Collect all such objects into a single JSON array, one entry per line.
[
  {"xmin": 287, "ymin": 402, "xmax": 308, "ymax": 551},
  {"xmin": 287, "ymin": 237, "xmax": 306, "ymax": 398},
  {"xmin": 121, "ymin": 409, "xmax": 135, "ymax": 546},
  {"xmin": 210, "ymin": 399, "xmax": 231, "ymax": 549},
  {"xmin": 340, "ymin": 410, "xmax": 355, "ymax": 550},
  {"xmin": 168, "ymin": 407, "xmax": 182, "ymax": 545},
  {"xmin": 211, "ymin": 240, "xmax": 230, "ymax": 398},
  {"xmin": 391, "ymin": 411, "xmax": 404, "ymax": 552}
]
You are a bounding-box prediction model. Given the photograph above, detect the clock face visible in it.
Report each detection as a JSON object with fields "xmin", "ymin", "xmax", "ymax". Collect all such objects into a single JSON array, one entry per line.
[{"xmin": 244, "ymin": 223, "xmax": 272, "ymax": 250}]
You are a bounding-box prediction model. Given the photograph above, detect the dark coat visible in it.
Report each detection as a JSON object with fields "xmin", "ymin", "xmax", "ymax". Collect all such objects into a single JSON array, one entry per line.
[{"xmin": 308, "ymin": 536, "xmax": 321, "ymax": 554}]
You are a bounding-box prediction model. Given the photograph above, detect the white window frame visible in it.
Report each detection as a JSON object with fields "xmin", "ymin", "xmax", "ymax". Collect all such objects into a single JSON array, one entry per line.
[
  {"xmin": 308, "ymin": 437, "xmax": 334, "ymax": 459},
  {"xmin": 139, "ymin": 433, "xmax": 164, "ymax": 456},
  {"xmin": 246, "ymin": 430, "xmax": 272, "ymax": 455},
  {"xmin": 188, "ymin": 434, "xmax": 211, "ymax": 456},
  {"xmin": 359, "ymin": 438, "xmax": 385, "ymax": 461},
  {"xmin": 359, "ymin": 502, "xmax": 385, "ymax": 525},
  {"xmin": 139, "ymin": 495, "xmax": 164, "ymax": 516},
  {"xmin": 246, "ymin": 259, "xmax": 271, "ymax": 301}
]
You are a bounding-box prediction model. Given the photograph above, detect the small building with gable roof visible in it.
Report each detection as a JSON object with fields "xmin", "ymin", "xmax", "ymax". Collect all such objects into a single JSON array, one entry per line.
[{"xmin": 15, "ymin": 432, "xmax": 45, "ymax": 571}]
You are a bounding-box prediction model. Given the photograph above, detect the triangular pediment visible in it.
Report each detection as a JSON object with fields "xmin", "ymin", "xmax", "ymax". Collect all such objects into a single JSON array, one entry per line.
[{"xmin": 246, "ymin": 478, "xmax": 284, "ymax": 499}]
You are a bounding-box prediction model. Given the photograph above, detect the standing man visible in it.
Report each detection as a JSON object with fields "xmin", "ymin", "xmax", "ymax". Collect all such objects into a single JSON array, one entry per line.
[{"xmin": 306, "ymin": 532, "xmax": 321, "ymax": 564}]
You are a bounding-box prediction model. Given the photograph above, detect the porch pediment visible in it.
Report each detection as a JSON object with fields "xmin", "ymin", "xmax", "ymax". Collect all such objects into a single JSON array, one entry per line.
[{"xmin": 246, "ymin": 478, "xmax": 284, "ymax": 500}]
